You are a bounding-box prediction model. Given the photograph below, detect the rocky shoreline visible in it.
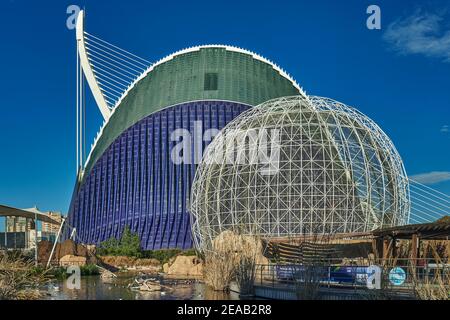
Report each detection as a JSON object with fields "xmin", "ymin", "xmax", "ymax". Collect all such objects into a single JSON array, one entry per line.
[
  {"xmin": 99, "ymin": 254, "xmax": 203, "ymax": 279},
  {"xmin": 37, "ymin": 239, "xmax": 204, "ymax": 280}
]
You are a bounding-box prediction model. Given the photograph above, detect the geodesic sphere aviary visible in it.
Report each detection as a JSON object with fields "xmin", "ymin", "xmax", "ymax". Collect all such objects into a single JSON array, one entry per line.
[{"xmin": 189, "ymin": 95, "xmax": 410, "ymax": 251}]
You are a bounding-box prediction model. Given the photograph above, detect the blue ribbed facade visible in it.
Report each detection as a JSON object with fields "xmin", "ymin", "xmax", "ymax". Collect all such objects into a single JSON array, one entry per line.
[{"xmin": 68, "ymin": 101, "xmax": 250, "ymax": 249}]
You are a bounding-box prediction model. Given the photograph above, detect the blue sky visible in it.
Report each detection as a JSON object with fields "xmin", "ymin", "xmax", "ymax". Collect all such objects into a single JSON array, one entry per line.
[{"xmin": 0, "ymin": 0, "xmax": 449, "ymax": 222}]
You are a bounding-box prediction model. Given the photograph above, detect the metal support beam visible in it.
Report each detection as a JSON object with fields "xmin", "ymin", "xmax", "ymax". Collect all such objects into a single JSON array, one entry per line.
[
  {"xmin": 46, "ymin": 218, "xmax": 66, "ymax": 268},
  {"xmin": 35, "ymin": 210, "xmax": 38, "ymax": 267},
  {"xmin": 4, "ymin": 217, "xmax": 7, "ymax": 249},
  {"xmin": 410, "ymin": 233, "xmax": 419, "ymax": 267}
]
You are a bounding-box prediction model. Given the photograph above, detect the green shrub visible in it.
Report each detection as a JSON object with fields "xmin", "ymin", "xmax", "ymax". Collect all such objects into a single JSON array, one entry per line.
[
  {"xmin": 47, "ymin": 264, "xmax": 99, "ymax": 279},
  {"xmin": 181, "ymin": 249, "xmax": 197, "ymax": 257},
  {"xmin": 141, "ymin": 249, "xmax": 181, "ymax": 264},
  {"xmin": 49, "ymin": 267, "xmax": 68, "ymax": 280},
  {"xmin": 97, "ymin": 226, "xmax": 199, "ymax": 263},
  {"xmin": 141, "ymin": 249, "xmax": 199, "ymax": 264},
  {"xmin": 97, "ymin": 226, "xmax": 142, "ymax": 257},
  {"xmin": 80, "ymin": 264, "xmax": 100, "ymax": 276}
]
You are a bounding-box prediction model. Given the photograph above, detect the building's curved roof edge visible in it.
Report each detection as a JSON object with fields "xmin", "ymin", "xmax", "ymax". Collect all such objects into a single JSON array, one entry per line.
[{"xmin": 82, "ymin": 44, "xmax": 307, "ymax": 173}]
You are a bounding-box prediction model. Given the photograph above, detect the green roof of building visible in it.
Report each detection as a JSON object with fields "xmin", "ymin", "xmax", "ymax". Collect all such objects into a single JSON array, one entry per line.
[{"xmin": 82, "ymin": 46, "xmax": 302, "ymax": 179}]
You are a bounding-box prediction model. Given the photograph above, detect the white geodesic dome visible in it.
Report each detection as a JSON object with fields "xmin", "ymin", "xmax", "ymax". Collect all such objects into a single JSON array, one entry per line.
[{"xmin": 189, "ymin": 96, "xmax": 410, "ymax": 251}]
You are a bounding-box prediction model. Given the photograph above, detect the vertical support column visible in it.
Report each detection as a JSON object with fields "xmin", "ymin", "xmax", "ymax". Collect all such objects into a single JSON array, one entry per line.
[
  {"xmin": 13, "ymin": 217, "xmax": 16, "ymax": 249},
  {"xmin": 4, "ymin": 217, "xmax": 7, "ymax": 249},
  {"xmin": 371, "ymin": 238, "xmax": 383, "ymax": 261},
  {"xmin": 35, "ymin": 211, "xmax": 38, "ymax": 267},
  {"xmin": 25, "ymin": 218, "xmax": 28, "ymax": 250},
  {"xmin": 410, "ymin": 233, "xmax": 419, "ymax": 268},
  {"xmin": 392, "ymin": 237, "xmax": 397, "ymax": 259},
  {"xmin": 382, "ymin": 236, "xmax": 394, "ymax": 264}
]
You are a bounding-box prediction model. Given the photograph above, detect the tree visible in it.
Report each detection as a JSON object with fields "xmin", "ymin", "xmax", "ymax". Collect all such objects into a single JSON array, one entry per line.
[{"xmin": 98, "ymin": 226, "xmax": 142, "ymax": 257}]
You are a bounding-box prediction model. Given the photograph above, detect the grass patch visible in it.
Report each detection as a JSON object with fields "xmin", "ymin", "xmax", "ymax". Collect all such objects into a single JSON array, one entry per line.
[{"xmin": 47, "ymin": 264, "xmax": 100, "ymax": 279}]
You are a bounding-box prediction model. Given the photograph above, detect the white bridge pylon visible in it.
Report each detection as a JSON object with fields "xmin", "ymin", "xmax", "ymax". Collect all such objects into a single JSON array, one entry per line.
[
  {"xmin": 75, "ymin": 10, "xmax": 151, "ymax": 120},
  {"xmin": 74, "ymin": 10, "xmax": 150, "ymax": 173},
  {"xmin": 76, "ymin": 10, "xmax": 110, "ymax": 120}
]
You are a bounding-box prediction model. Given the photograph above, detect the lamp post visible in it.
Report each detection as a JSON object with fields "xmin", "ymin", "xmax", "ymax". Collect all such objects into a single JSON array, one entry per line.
[
  {"xmin": 35, "ymin": 211, "xmax": 38, "ymax": 267},
  {"xmin": 4, "ymin": 217, "xmax": 6, "ymax": 249}
]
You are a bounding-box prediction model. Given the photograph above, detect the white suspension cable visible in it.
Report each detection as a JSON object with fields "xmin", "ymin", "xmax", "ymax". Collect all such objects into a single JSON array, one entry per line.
[
  {"xmin": 86, "ymin": 43, "xmax": 146, "ymax": 73},
  {"xmin": 103, "ymin": 96, "xmax": 117, "ymax": 106},
  {"xmin": 409, "ymin": 211, "xmax": 436, "ymax": 222},
  {"xmin": 88, "ymin": 56, "xmax": 138, "ymax": 81},
  {"xmin": 410, "ymin": 209, "xmax": 434, "ymax": 219},
  {"xmin": 408, "ymin": 213, "xmax": 428, "ymax": 223},
  {"xmin": 94, "ymin": 72, "xmax": 130, "ymax": 88},
  {"xmin": 409, "ymin": 179, "xmax": 450, "ymax": 199},
  {"xmin": 98, "ymin": 82, "xmax": 125, "ymax": 97},
  {"xmin": 85, "ymin": 45, "xmax": 145, "ymax": 74},
  {"xmin": 409, "ymin": 211, "xmax": 427, "ymax": 220},
  {"xmin": 409, "ymin": 183, "xmax": 450, "ymax": 205},
  {"xmin": 98, "ymin": 82, "xmax": 122, "ymax": 100},
  {"xmin": 410, "ymin": 194, "xmax": 449, "ymax": 216},
  {"xmin": 409, "ymin": 201, "xmax": 445, "ymax": 220},
  {"xmin": 411, "ymin": 209, "xmax": 441, "ymax": 222},
  {"xmin": 409, "ymin": 188, "xmax": 450, "ymax": 210},
  {"xmin": 99, "ymin": 93, "xmax": 119, "ymax": 106},
  {"xmin": 90, "ymin": 63, "xmax": 136, "ymax": 83},
  {"xmin": 84, "ymin": 31, "xmax": 151, "ymax": 64},
  {"xmin": 100, "ymin": 92, "xmax": 120, "ymax": 105},
  {"xmin": 85, "ymin": 33, "xmax": 151, "ymax": 69},
  {"xmin": 95, "ymin": 76, "xmax": 128, "ymax": 92},
  {"xmin": 410, "ymin": 201, "xmax": 446, "ymax": 219}
]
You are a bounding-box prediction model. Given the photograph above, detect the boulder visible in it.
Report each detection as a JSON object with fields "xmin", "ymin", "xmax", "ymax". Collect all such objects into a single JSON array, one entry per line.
[
  {"xmin": 37, "ymin": 240, "xmax": 53, "ymax": 263},
  {"xmin": 38, "ymin": 240, "xmax": 94, "ymax": 265},
  {"xmin": 59, "ymin": 254, "xmax": 87, "ymax": 267},
  {"xmin": 167, "ymin": 255, "xmax": 203, "ymax": 277},
  {"xmin": 76, "ymin": 243, "xmax": 88, "ymax": 257},
  {"xmin": 58, "ymin": 240, "xmax": 77, "ymax": 259}
]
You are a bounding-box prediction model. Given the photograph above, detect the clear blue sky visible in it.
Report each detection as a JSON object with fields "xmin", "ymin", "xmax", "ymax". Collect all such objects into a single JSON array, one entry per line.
[{"xmin": 0, "ymin": 0, "xmax": 449, "ymax": 222}]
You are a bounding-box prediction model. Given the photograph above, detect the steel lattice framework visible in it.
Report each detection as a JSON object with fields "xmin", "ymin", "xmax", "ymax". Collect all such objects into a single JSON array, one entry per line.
[{"xmin": 190, "ymin": 96, "xmax": 410, "ymax": 251}]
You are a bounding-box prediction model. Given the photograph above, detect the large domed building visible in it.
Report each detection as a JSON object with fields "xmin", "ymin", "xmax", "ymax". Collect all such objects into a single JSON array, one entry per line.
[
  {"xmin": 190, "ymin": 96, "xmax": 410, "ymax": 251},
  {"xmin": 67, "ymin": 45, "xmax": 302, "ymax": 249}
]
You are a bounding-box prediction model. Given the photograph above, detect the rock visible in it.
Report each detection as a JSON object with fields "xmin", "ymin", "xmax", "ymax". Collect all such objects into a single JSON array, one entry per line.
[
  {"xmin": 100, "ymin": 255, "xmax": 135, "ymax": 268},
  {"xmin": 59, "ymin": 240, "xmax": 78, "ymax": 259},
  {"xmin": 37, "ymin": 240, "xmax": 94, "ymax": 266},
  {"xmin": 59, "ymin": 254, "xmax": 87, "ymax": 267},
  {"xmin": 37, "ymin": 240, "xmax": 53, "ymax": 264},
  {"xmin": 76, "ymin": 244, "xmax": 88, "ymax": 257},
  {"xmin": 163, "ymin": 263, "xmax": 170, "ymax": 273},
  {"xmin": 86, "ymin": 245, "xmax": 97, "ymax": 254},
  {"xmin": 167, "ymin": 255, "xmax": 203, "ymax": 277}
]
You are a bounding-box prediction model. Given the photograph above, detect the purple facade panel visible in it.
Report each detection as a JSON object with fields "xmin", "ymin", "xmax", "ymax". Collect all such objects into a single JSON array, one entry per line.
[{"xmin": 67, "ymin": 101, "xmax": 250, "ymax": 250}]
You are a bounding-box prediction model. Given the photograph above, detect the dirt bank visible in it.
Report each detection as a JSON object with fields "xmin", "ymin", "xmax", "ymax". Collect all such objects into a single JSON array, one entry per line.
[
  {"xmin": 37, "ymin": 240, "xmax": 97, "ymax": 265},
  {"xmin": 99, "ymin": 256, "xmax": 161, "ymax": 272},
  {"xmin": 163, "ymin": 255, "xmax": 203, "ymax": 279}
]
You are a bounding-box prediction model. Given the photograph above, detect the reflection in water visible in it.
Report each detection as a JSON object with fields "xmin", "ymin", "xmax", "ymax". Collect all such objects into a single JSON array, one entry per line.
[{"xmin": 46, "ymin": 274, "xmax": 239, "ymax": 300}]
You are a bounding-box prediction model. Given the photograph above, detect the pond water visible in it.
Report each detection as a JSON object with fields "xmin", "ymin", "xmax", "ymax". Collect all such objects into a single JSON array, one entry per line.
[{"xmin": 45, "ymin": 273, "xmax": 239, "ymax": 300}]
